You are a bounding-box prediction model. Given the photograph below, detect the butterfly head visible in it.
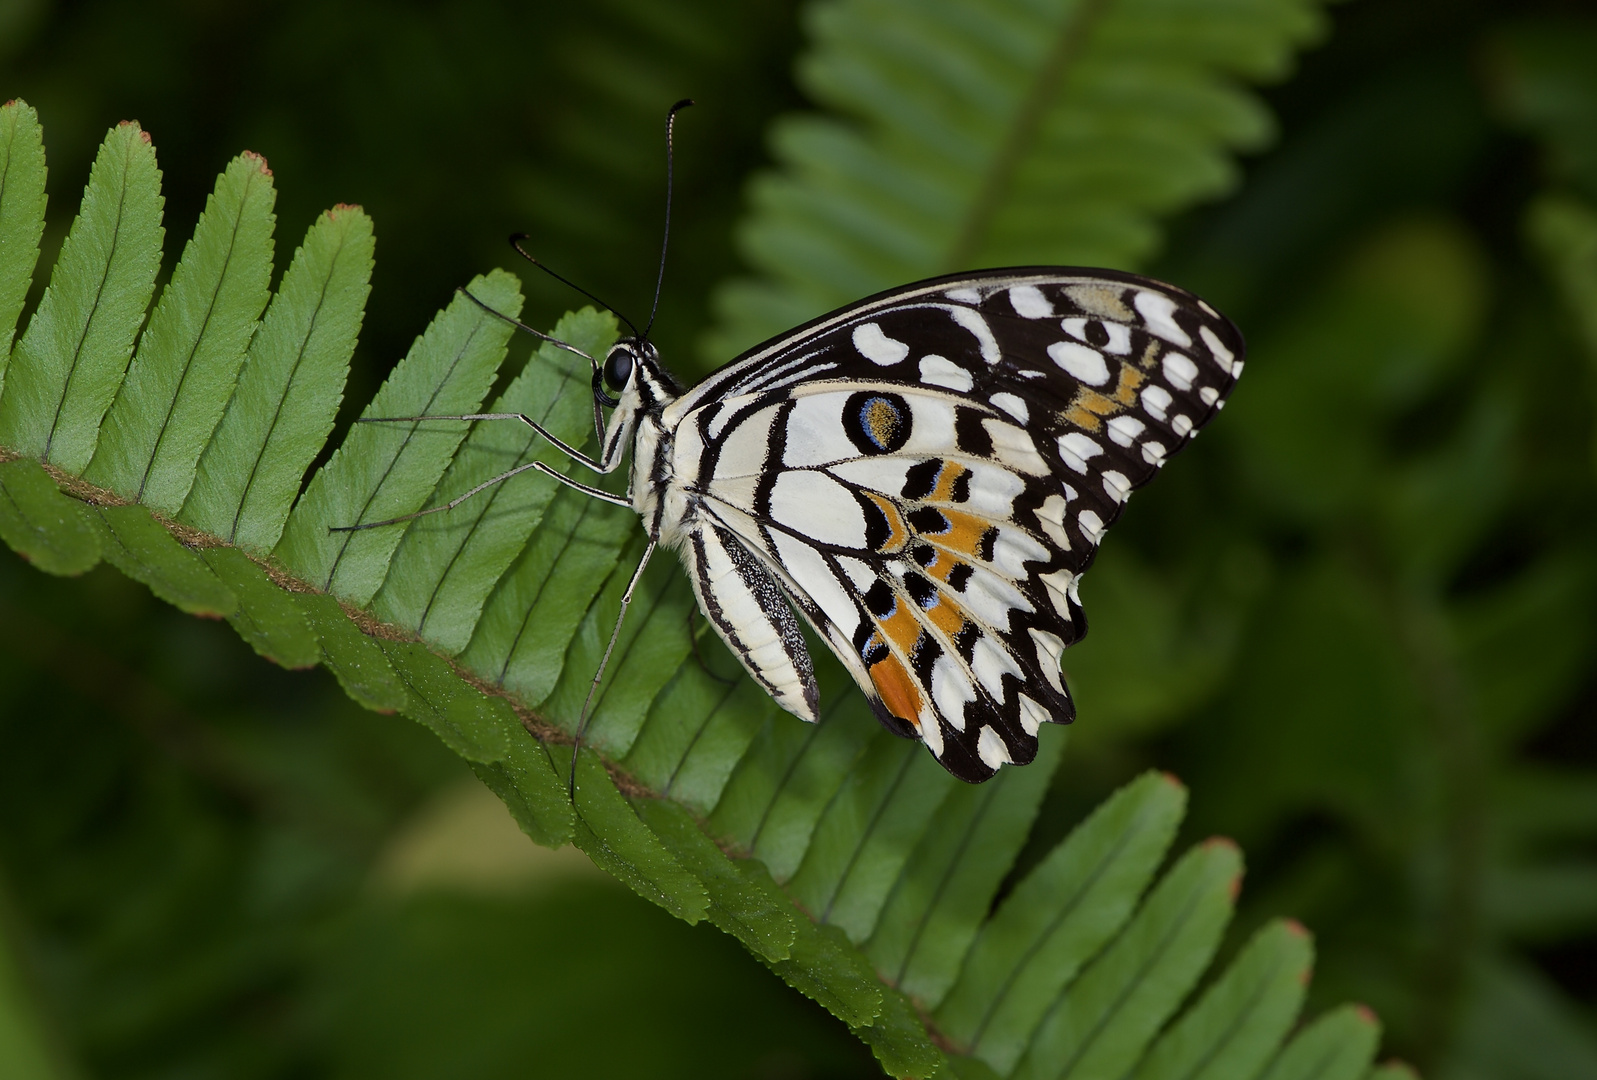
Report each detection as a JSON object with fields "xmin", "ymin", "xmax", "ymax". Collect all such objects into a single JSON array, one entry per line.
[{"xmin": 594, "ymin": 336, "xmax": 677, "ymax": 412}]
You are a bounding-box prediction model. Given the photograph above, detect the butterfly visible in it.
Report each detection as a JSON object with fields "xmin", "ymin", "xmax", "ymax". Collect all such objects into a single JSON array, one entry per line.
[{"xmin": 449, "ymin": 264, "xmax": 1244, "ymax": 783}]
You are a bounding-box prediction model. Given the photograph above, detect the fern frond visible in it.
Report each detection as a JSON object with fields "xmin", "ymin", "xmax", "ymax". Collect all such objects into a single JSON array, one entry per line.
[
  {"xmin": 0, "ymin": 101, "xmax": 1397, "ymax": 1079},
  {"xmin": 704, "ymin": 0, "xmax": 1326, "ymax": 360}
]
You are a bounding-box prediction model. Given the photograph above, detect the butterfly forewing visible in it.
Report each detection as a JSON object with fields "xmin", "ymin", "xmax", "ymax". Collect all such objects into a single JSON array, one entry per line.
[{"xmin": 661, "ymin": 268, "xmax": 1243, "ymax": 782}]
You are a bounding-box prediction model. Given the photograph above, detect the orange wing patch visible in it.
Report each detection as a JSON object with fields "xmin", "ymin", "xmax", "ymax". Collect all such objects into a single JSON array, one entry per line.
[
  {"xmin": 869, "ymin": 652, "xmax": 922, "ymax": 727},
  {"xmin": 1065, "ymin": 361, "xmax": 1145, "ymax": 431}
]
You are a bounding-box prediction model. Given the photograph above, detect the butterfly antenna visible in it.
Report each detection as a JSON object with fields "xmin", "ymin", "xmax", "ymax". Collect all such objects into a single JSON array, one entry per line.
[
  {"xmin": 644, "ymin": 98, "xmax": 694, "ymax": 340},
  {"xmin": 508, "ymin": 235, "xmax": 642, "ymax": 339}
]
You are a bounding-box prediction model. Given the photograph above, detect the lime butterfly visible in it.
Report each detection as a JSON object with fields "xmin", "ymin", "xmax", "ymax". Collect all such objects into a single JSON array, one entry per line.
[{"xmin": 353, "ymin": 105, "xmax": 1244, "ymax": 783}]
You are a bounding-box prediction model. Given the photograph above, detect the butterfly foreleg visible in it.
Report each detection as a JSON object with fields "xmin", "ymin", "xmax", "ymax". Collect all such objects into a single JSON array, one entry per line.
[{"xmin": 569, "ymin": 537, "xmax": 659, "ymax": 798}]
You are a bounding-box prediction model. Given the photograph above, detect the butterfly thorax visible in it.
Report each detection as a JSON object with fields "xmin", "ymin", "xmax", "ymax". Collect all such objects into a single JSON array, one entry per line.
[{"xmin": 605, "ymin": 340, "xmax": 685, "ymax": 542}]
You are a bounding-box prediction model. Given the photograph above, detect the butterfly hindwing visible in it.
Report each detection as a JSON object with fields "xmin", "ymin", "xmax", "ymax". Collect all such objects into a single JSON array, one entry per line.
[{"xmin": 663, "ymin": 268, "xmax": 1243, "ymax": 782}]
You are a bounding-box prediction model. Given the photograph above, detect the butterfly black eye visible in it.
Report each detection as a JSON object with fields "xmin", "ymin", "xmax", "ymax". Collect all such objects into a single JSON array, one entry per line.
[{"xmin": 603, "ymin": 346, "xmax": 635, "ymax": 393}]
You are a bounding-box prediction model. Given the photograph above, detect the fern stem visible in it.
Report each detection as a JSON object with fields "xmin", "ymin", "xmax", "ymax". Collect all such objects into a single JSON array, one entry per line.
[{"xmin": 941, "ymin": 0, "xmax": 1111, "ymax": 272}]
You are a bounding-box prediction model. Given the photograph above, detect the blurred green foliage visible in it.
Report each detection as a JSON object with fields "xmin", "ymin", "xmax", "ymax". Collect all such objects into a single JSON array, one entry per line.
[{"xmin": 0, "ymin": 0, "xmax": 1594, "ymax": 1078}]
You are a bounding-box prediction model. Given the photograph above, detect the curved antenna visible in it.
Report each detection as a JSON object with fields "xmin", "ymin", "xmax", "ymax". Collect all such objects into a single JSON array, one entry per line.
[
  {"xmin": 508, "ymin": 234, "xmax": 641, "ymax": 338},
  {"xmin": 644, "ymin": 98, "xmax": 694, "ymax": 339}
]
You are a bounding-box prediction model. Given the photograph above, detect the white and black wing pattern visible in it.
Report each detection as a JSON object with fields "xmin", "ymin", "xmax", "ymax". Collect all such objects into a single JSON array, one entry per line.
[{"xmin": 660, "ymin": 267, "xmax": 1244, "ymax": 782}]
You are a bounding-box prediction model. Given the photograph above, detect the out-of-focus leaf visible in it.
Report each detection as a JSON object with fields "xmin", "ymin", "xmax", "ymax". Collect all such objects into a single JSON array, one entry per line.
[
  {"xmin": 1486, "ymin": 20, "xmax": 1597, "ymax": 198},
  {"xmin": 1259, "ymin": 1005, "xmax": 1382, "ymax": 1080},
  {"xmin": 1012, "ymin": 838, "xmax": 1242, "ymax": 1080},
  {"xmin": 706, "ymin": 0, "xmax": 1327, "ymax": 359},
  {"xmin": 1130, "ymin": 918, "xmax": 1312, "ymax": 1080},
  {"xmin": 1525, "ymin": 194, "xmax": 1597, "ymax": 369},
  {"xmin": 1442, "ymin": 953, "xmax": 1597, "ymax": 1080},
  {"xmin": 936, "ymin": 772, "xmax": 1185, "ymax": 1072}
]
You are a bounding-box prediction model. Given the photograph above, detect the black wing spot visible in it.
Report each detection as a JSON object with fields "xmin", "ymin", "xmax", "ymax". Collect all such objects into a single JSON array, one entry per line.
[
  {"xmin": 908, "ymin": 507, "xmax": 950, "ymax": 534},
  {"xmin": 955, "ymin": 407, "xmax": 992, "ymax": 457},
  {"xmin": 910, "ymin": 631, "xmax": 941, "ymax": 681},
  {"xmin": 861, "ymin": 633, "xmax": 890, "ymax": 666},
  {"xmin": 904, "ymin": 572, "xmax": 938, "ymax": 609},
  {"xmin": 950, "ymin": 469, "xmax": 971, "ymax": 503},
  {"xmin": 947, "ymin": 563, "xmax": 973, "ymax": 592},
  {"xmin": 864, "ymin": 580, "xmax": 897, "ymax": 618},
  {"xmin": 843, "ymin": 391, "xmax": 912, "ymax": 455},
  {"xmin": 902, "ymin": 458, "xmax": 941, "ymax": 500},
  {"xmin": 1085, "ymin": 320, "xmax": 1112, "ymax": 348},
  {"xmin": 976, "ymin": 526, "xmax": 999, "ymax": 562},
  {"xmin": 953, "ymin": 622, "xmax": 980, "ymax": 662},
  {"xmin": 861, "ymin": 494, "xmax": 892, "ymax": 551},
  {"xmin": 911, "ymin": 543, "xmax": 938, "ymax": 568}
]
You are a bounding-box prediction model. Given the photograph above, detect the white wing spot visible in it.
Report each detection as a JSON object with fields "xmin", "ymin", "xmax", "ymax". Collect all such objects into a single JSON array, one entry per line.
[
  {"xmin": 1200, "ymin": 386, "xmax": 1220, "ymax": 406},
  {"xmin": 1078, "ymin": 509, "xmax": 1104, "ymax": 544},
  {"xmin": 1142, "ymin": 441, "xmax": 1167, "ymax": 466},
  {"xmin": 950, "ymin": 307, "xmax": 1002, "ymax": 364},
  {"xmin": 1200, "ymin": 325, "xmax": 1234, "ymax": 372},
  {"xmin": 1036, "ymin": 495, "xmax": 1070, "ymax": 548},
  {"xmin": 920, "ymin": 354, "xmax": 973, "ymax": 392},
  {"xmin": 992, "ymin": 528, "xmax": 1049, "ymax": 577},
  {"xmin": 1141, "ymin": 384, "xmax": 1172, "ymax": 421},
  {"xmin": 931, "ymin": 659, "xmax": 976, "ymax": 733},
  {"xmin": 971, "ymin": 635, "xmax": 1022, "ymax": 700},
  {"xmin": 1048, "ymin": 341, "xmax": 1110, "ymax": 386},
  {"xmin": 1028, "ymin": 629, "xmax": 1065, "ymax": 693},
  {"xmin": 1103, "ymin": 471, "xmax": 1131, "ymax": 504},
  {"xmin": 853, "ymin": 322, "xmax": 909, "ymax": 366},
  {"xmin": 769, "ymin": 472, "xmax": 869, "ymax": 547},
  {"xmin": 989, "ymin": 391, "xmax": 1029, "ymax": 424},
  {"xmin": 1058, "ymin": 431, "xmax": 1104, "ymax": 474},
  {"xmin": 1017, "ymin": 695, "xmax": 1048, "ymax": 737},
  {"xmin": 1162, "ymin": 352, "xmax": 1198, "ymax": 391},
  {"xmin": 977, "ymin": 726, "xmax": 1013, "ymax": 769},
  {"xmin": 984, "ymin": 420, "xmax": 1049, "ymax": 473},
  {"xmin": 836, "ymin": 556, "xmax": 877, "ymax": 592},
  {"xmin": 920, "ymin": 711, "xmax": 945, "ymax": 757},
  {"xmin": 1040, "ymin": 569, "xmax": 1075, "ymax": 620},
  {"xmin": 1106, "ymin": 414, "xmax": 1145, "ymax": 447},
  {"xmin": 1172, "ymin": 414, "xmax": 1193, "ymax": 437},
  {"xmin": 1009, "ymin": 284, "xmax": 1053, "ymax": 318},
  {"xmin": 1134, "ymin": 290, "xmax": 1192, "ymax": 347},
  {"xmin": 945, "ymin": 286, "xmax": 981, "ymax": 303}
]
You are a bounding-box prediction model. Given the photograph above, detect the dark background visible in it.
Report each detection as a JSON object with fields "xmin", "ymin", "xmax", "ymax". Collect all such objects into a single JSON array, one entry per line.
[{"xmin": 1, "ymin": 0, "xmax": 1595, "ymax": 1077}]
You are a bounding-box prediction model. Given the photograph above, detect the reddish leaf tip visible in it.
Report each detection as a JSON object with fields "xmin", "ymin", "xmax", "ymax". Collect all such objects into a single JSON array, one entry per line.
[
  {"xmin": 1158, "ymin": 770, "xmax": 1185, "ymax": 790},
  {"xmin": 242, "ymin": 150, "xmax": 272, "ymax": 176},
  {"xmin": 1282, "ymin": 917, "xmax": 1310, "ymax": 938},
  {"xmin": 1354, "ymin": 1003, "xmax": 1379, "ymax": 1025}
]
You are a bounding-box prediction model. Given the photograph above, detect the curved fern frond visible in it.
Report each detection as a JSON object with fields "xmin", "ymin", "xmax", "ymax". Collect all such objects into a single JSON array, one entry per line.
[
  {"xmin": 703, "ymin": 0, "xmax": 1326, "ymax": 360},
  {"xmin": 0, "ymin": 103, "xmax": 1406, "ymax": 1078}
]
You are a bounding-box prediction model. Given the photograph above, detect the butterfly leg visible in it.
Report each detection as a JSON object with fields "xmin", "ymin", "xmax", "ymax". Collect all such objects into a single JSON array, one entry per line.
[
  {"xmin": 569, "ymin": 537, "xmax": 658, "ymax": 798},
  {"xmin": 328, "ymin": 458, "xmax": 629, "ymax": 534},
  {"xmin": 354, "ymin": 412, "xmax": 617, "ymax": 474}
]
